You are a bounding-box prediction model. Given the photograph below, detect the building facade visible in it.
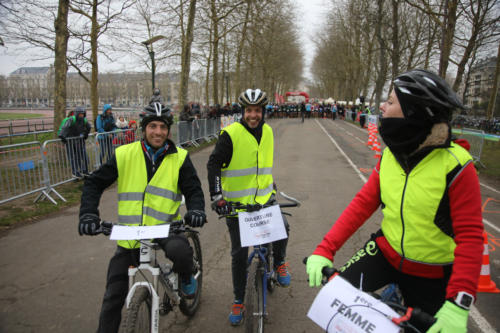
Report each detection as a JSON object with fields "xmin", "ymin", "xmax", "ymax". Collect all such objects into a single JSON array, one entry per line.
[
  {"xmin": 461, "ymin": 57, "xmax": 498, "ymax": 112},
  {"xmin": 0, "ymin": 67, "xmax": 204, "ymax": 108}
]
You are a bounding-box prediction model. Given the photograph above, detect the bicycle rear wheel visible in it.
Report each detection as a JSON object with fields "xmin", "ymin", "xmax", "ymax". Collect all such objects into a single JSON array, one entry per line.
[
  {"xmin": 120, "ymin": 286, "xmax": 151, "ymax": 333},
  {"xmin": 179, "ymin": 231, "xmax": 203, "ymax": 316},
  {"xmin": 245, "ymin": 260, "xmax": 265, "ymax": 333}
]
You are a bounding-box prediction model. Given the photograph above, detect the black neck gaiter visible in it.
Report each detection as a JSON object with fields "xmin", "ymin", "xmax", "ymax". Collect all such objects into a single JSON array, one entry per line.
[{"xmin": 378, "ymin": 117, "xmax": 432, "ymax": 155}]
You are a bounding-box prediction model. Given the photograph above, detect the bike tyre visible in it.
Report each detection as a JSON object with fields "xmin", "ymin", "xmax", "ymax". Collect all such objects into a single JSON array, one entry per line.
[
  {"xmin": 245, "ymin": 260, "xmax": 265, "ymax": 333},
  {"xmin": 120, "ymin": 286, "xmax": 152, "ymax": 333},
  {"xmin": 179, "ymin": 231, "xmax": 203, "ymax": 316}
]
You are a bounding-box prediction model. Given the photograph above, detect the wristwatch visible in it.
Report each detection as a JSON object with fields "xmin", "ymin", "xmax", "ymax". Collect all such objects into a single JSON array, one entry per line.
[{"xmin": 454, "ymin": 291, "xmax": 474, "ymax": 310}]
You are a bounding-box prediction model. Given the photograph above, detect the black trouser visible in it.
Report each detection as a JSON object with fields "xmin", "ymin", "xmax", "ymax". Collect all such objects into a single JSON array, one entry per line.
[
  {"xmin": 97, "ymin": 235, "xmax": 194, "ymax": 333},
  {"xmin": 225, "ymin": 215, "xmax": 290, "ymax": 301},
  {"xmin": 65, "ymin": 138, "xmax": 88, "ymax": 175},
  {"xmin": 338, "ymin": 234, "xmax": 451, "ymax": 331}
]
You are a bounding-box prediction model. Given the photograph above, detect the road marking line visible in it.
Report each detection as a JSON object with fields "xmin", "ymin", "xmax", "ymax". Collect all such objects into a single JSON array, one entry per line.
[
  {"xmin": 317, "ymin": 118, "xmax": 497, "ymax": 332},
  {"xmin": 332, "ymin": 121, "xmax": 366, "ymax": 144},
  {"xmin": 484, "ymin": 218, "xmax": 500, "ymax": 233},
  {"xmin": 481, "ymin": 182, "xmax": 500, "ymax": 195},
  {"xmin": 470, "ymin": 305, "xmax": 497, "ymax": 333},
  {"xmin": 316, "ymin": 120, "xmax": 367, "ymax": 184}
]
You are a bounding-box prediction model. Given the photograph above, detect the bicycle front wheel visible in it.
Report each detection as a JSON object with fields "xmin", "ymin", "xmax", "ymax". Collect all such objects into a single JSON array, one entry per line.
[
  {"xmin": 245, "ymin": 260, "xmax": 265, "ymax": 333},
  {"xmin": 179, "ymin": 231, "xmax": 203, "ymax": 316},
  {"xmin": 120, "ymin": 286, "xmax": 152, "ymax": 333}
]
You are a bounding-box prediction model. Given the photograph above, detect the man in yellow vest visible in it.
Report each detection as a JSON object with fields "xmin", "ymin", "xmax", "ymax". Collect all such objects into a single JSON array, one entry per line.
[
  {"xmin": 306, "ymin": 69, "xmax": 483, "ymax": 333},
  {"xmin": 78, "ymin": 102, "xmax": 206, "ymax": 333},
  {"xmin": 207, "ymin": 88, "xmax": 291, "ymax": 326}
]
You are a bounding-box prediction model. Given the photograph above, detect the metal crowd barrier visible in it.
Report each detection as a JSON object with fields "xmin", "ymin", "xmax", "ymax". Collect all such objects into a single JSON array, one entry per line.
[
  {"xmin": 454, "ymin": 128, "xmax": 486, "ymax": 168},
  {"xmin": 0, "ymin": 117, "xmax": 224, "ymax": 205},
  {"xmin": 176, "ymin": 117, "xmax": 223, "ymax": 147},
  {"xmin": 0, "ymin": 141, "xmax": 47, "ymax": 204}
]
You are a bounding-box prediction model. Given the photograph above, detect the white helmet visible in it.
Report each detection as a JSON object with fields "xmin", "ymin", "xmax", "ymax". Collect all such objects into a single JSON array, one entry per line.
[{"xmin": 238, "ymin": 89, "xmax": 268, "ymax": 107}]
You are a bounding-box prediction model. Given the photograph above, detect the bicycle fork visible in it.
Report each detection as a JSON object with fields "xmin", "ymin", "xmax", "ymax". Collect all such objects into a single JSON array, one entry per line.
[{"xmin": 248, "ymin": 246, "xmax": 271, "ymax": 318}]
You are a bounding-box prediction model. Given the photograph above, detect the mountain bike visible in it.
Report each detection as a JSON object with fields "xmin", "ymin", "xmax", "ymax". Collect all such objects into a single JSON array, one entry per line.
[
  {"xmin": 96, "ymin": 220, "xmax": 202, "ymax": 333},
  {"xmin": 221, "ymin": 192, "xmax": 301, "ymax": 333},
  {"xmin": 303, "ymin": 258, "xmax": 436, "ymax": 333}
]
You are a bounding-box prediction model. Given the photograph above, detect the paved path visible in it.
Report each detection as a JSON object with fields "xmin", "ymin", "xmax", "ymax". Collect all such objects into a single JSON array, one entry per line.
[{"xmin": 0, "ymin": 118, "xmax": 498, "ymax": 332}]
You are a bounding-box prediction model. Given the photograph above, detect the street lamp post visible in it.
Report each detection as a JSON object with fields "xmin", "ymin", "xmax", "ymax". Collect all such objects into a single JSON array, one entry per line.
[{"xmin": 141, "ymin": 35, "xmax": 167, "ymax": 91}]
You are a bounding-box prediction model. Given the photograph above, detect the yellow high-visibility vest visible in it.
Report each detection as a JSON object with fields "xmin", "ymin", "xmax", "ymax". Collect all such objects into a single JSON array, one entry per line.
[
  {"xmin": 221, "ymin": 122, "xmax": 275, "ymax": 206},
  {"xmin": 115, "ymin": 141, "xmax": 186, "ymax": 248},
  {"xmin": 380, "ymin": 142, "xmax": 473, "ymax": 264}
]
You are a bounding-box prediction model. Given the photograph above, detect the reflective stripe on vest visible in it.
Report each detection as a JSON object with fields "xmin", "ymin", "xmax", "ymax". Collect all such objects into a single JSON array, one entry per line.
[
  {"xmin": 115, "ymin": 141, "xmax": 187, "ymax": 249},
  {"xmin": 380, "ymin": 142, "xmax": 472, "ymax": 264},
  {"xmin": 221, "ymin": 122, "xmax": 275, "ymax": 205}
]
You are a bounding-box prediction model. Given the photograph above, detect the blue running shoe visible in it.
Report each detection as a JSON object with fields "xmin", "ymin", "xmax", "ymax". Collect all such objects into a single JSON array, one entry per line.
[
  {"xmin": 180, "ymin": 275, "xmax": 197, "ymax": 299},
  {"xmin": 229, "ymin": 301, "xmax": 245, "ymax": 326},
  {"xmin": 276, "ymin": 262, "xmax": 291, "ymax": 287}
]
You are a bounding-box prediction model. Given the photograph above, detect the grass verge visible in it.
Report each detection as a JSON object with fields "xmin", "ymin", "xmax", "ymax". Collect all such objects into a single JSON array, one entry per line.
[
  {"xmin": 0, "ymin": 113, "xmax": 44, "ymax": 120},
  {"xmin": 0, "ymin": 138, "xmax": 216, "ymax": 233}
]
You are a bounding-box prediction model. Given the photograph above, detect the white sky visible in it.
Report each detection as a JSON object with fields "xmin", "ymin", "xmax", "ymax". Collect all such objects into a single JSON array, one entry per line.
[{"xmin": 0, "ymin": 0, "xmax": 329, "ymax": 79}]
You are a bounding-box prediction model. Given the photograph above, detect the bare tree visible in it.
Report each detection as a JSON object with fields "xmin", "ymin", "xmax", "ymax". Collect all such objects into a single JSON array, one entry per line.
[
  {"xmin": 178, "ymin": 0, "xmax": 197, "ymax": 108},
  {"xmin": 451, "ymin": 0, "xmax": 500, "ymax": 91},
  {"xmin": 54, "ymin": 0, "xmax": 69, "ymax": 136},
  {"xmin": 69, "ymin": 0, "xmax": 134, "ymax": 120},
  {"xmin": 486, "ymin": 42, "xmax": 500, "ymax": 120}
]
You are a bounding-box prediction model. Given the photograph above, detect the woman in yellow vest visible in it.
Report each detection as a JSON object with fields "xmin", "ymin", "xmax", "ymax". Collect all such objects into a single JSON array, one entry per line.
[
  {"xmin": 78, "ymin": 102, "xmax": 206, "ymax": 333},
  {"xmin": 207, "ymin": 89, "xmax": 291, "ymax": 326},
  {"xmin": 306, "ymin": 69, "xmax": 484, "ymax": 333}
]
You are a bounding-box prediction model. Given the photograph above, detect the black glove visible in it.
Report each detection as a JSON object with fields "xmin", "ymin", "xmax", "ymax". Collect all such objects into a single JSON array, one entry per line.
[
  {"xmin": 59, "ymin": 136, "xmax": 67, "ymax": 144},
  {"xmin": 184, "ymin": 210, "xmax": 207, "ymax": 228},
  {"xmin": 79, "ymin": 213, "xmax": 100, "ymax": 236},
  {"xmin": 211, "ymin": 194, "xmax": 232, "ymax": 216}
]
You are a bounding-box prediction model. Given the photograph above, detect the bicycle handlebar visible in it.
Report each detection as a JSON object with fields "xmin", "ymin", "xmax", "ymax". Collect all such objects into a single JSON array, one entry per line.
[
  {"xmin": 302, "ymin": 256, "xmax": 436, "ymax": 332},
  {"xmin": 218, "ymin": 191, "xmax": 301, "ymax": 218}
]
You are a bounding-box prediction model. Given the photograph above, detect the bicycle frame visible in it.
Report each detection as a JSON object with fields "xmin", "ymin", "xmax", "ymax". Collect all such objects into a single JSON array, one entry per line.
[
  {"xmin": 247, "ymin": 244, "xmax": 273, "ymax": 317},
  {"xmin": 125, "ymin": 240, "xmax": 181, "ymax": 333}
]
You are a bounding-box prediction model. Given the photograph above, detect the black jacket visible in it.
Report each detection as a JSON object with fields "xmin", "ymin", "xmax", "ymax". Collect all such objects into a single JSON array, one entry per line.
[
  {"xmin": 206, "ymin": 120, "xmax": 264, "ymax": 199},
  {"xmin": 59, "ymin": 115, "xmax": 91, "ymax": 140},
  {"xmin": 80, "ymin": 139, "xmax": 205, "ymax": 218}
]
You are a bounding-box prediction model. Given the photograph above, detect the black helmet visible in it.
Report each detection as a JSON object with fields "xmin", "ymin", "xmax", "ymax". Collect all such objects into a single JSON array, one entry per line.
[
  {"xmin": 394, "ymin": 69, "xmax": 464, "ymax": 122},
  {"xmin": 74, "ymin": 106, "xmax": 86, "ymax": 116},
  {"xmin": 153, "ymin": 88, "xmax": 160, "ymax": 96},
  {"xmin": 140, "ymin": 102, "xmax": 173, "ymax": 129},
  {"xmin": 238, "ymin": 89, "xmax": 268, "ymax": 108}
]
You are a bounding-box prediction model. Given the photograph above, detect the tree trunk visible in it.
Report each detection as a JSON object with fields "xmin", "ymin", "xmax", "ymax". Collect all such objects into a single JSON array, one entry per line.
[
  {"xmin": 452, "ymin": 1, "xmax": 485, "ymax": 92},
  {"xmin": 210, "ymin": 0, "xmax": 219, "ymax": 105},
  {"xmin": 179, "ymin": 0, "xmax": 197, "ymax": 108},
  {"xmin": 90, "ymin": 0, "xmax": 99, "ymax": 121},
  {"xmin": 486, "ymin": 42, "xmax": 500, "ymax": 120},
  {"xmin": 220, "ymin": 32, "xmax": 227, "ymax": 104},
  {"xmin": 391, "ymin": 0, "xmax": 399, "ymax": 80},
  {"xmin": 53, "ymin": 0, "xmax": 69, "ymax": 137},
  {"xmin": 235, "ymin": 0, "xmax": 251, "ymax": 101},
  {"xmin": 438, "ymin": 0, "xmax": 458, "ymax": 77},
  {"xmin": 374, "ymin": 0, "xmax": 388, "ymax": 113},
  {"xmin": 205, "ymin": 28, "xmax": 212, "ymax": 106}
]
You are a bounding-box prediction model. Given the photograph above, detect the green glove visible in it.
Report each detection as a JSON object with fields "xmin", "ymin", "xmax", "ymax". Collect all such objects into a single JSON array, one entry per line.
[
  {"xmin": 306, "ymin": 255, "xmax": 333, "ymax": 287},
  {"xmin": 427, "ymin": 301, "xmax": 469, "ymax": 333}
]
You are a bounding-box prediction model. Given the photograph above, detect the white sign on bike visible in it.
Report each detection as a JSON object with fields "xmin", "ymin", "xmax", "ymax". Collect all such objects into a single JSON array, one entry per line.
[
  {"xmin": 238, "ymin": 204, "xmax": 287, "ymax": 247},
  {"xmin": 308, "ymin": 275, "xmax": 400, "ymax": 333},
  {"xmin": 110, "ymin": 225, "xmax": 170, "ymax": 240}
]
